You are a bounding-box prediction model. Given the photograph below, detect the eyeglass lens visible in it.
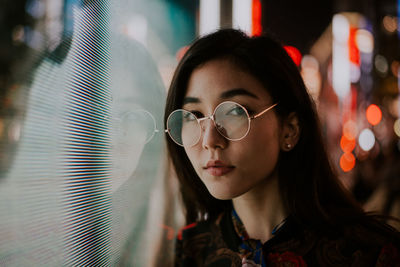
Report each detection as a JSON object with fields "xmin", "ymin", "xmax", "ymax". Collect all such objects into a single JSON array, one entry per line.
[
  {"xmin": 167, "ymin": 102, "xmax": 250, "ymax": 147},
  {"xmin": 120, "ymin": 110, "xmax": 157, "ymax": 144}
]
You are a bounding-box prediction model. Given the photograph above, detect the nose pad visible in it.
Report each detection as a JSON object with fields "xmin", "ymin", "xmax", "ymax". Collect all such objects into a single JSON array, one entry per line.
[{"xmin": 201, "ymin": 118, "xmax": 214, "ymax": 133}]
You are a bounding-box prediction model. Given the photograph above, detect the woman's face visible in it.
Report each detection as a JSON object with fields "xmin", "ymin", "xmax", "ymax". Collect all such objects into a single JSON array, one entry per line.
[{"xmin": 182, "ymin": 59, "xmax": 283, "ymax": 200}]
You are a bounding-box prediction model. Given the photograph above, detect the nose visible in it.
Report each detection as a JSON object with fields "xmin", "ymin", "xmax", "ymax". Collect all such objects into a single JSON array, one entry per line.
[{"xmin": 201, "ymin": 118, "xmax": 227, "ymax": 150}]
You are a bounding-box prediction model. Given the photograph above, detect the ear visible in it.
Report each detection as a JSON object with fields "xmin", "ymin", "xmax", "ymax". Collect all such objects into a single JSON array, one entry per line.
[{"xmin": 280, "ymin": 112, "xmax": 301, "ymax": 151}]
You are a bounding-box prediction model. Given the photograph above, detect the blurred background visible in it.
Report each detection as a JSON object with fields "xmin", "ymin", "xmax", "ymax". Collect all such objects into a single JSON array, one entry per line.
[{"xmin": 0, "ymin": 0, "xmax": 399, "ymax": 266}]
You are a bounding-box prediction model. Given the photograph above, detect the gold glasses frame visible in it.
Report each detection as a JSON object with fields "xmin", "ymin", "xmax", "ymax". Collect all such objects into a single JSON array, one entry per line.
[{"xmin": 165, "ymin": 101, "xmax": 278, "ymax": 147}]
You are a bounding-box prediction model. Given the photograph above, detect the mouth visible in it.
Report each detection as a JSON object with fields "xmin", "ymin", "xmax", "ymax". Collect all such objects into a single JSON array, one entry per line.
[{"xmin": 203, "ymin": 160, "xmax": 235, "ymax": 176}]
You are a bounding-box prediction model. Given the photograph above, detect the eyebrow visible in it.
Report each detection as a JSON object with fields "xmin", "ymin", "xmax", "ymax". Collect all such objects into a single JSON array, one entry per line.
[
  {"xmin": 220, "ymin": 88, "xmax": 258, "ymax": 99},
  {"xmin": 183, "ymin": 88, "xmax": 258, "ymax": 105},
  {"xmin": 183, "ymin": 97, "xmax": 200, "ymax": 105}
]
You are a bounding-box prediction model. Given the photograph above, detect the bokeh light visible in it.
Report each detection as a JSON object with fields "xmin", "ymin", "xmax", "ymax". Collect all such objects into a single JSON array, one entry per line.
[
  {"xmin": 340, "ymin": 152, "xmax": 356, "ymax": 172},
  {"xmin": 394, "ymin": 118, "xmax": 400, "ymax": 137},
  {"xmin": 301, "ymin": 55, "xmax": 321, "ymax": 100},
  {"xmin": 284, "ymin": 46, "xmax": 302, "ymax": 66},
  {"xmin": 350, "ymin": 63, "xmax": 361, "ymax": 83},
  {"xmin": 332, "ymin": 14, "xmax": 350, "ymax": 100},
  {"xmin": 332, "ymin": 14, "xmax": 350, "ymax": 43},
  {"xmin": 233, "ymin": 0, "xmax": 252, "ymax": 35},
  {"xmin": 375, "ymin": 54, "xmax": 389, "ymax": 75},
  {"xmin": 355, "ymin": 29, "xmax": 374, "ymax": 54},
  {"xmin": 343, "ymin": 120, "xmax": 358, "ymax": 140},
  {"xmin": 251, "ymin": 0, "xmax": 262, "ymax": 36},
  {"xmin": 358, "ymin": 128, "xmax": 376, "ymax": 151},
  {"xmin": 349, "ymin": 27, "xmax": 360, "ymax": 66},
  {"xmin": 383, "ymin": 15, "xmax": 398, "ymax": 33},
  {"xmin": 366, "ymin": 104, "xmax": 382, "ymax": 125},
  {"xmin": 340, "ymin": 135, "xmax": 356, "ymax": 153},
  {"xmin": 200, "ymin": 0, "xmax": 220, "ymax": 36}
]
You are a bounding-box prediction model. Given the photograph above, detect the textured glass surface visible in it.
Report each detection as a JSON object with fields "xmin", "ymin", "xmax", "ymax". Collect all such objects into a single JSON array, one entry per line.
[{"xmin": 0, "ymin": 0, "xmax": 192, "ymax": 265}]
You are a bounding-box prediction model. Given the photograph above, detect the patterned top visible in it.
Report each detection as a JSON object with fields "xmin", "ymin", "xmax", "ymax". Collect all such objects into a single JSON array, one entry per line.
[
  {"xmin": 231, "ymin": 209, "xmax": 267, "ymax": 266},
  {"xmin": 174, "ymin": 210, "xmax": 400, "ymax": 267}
]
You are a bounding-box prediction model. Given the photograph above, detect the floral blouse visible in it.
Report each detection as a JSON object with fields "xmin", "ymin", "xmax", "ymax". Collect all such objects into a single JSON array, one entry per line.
[{"xmin": 174, "ymin": 210, "xmax": 400, "ymax": 267}]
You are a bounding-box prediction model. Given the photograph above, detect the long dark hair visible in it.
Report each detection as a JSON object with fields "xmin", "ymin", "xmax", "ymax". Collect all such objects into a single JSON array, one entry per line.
[{"xmin": 164, "ymin": 29, "xmax": 399, "ymax": 236}]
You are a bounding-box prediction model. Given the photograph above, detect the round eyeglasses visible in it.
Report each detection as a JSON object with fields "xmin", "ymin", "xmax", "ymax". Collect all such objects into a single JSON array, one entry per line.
[{"xmin": 165, "ymin": 101, "xmax": 278, "ymax": 147}]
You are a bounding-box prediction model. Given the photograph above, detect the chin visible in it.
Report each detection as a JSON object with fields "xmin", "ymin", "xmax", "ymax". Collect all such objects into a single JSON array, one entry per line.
[
  {"xmin": 198, "ymin": 171, "xmax": 245, "ymax": 200},
  {"xmin": 207, "ymin": 187, "xmax": 243, "ymax": 200}
]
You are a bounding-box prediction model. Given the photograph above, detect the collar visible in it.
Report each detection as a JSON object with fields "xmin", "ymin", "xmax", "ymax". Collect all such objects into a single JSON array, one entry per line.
[{"xmin": 230, "ymin": 209, "xmax": 289, "ymax": 266}]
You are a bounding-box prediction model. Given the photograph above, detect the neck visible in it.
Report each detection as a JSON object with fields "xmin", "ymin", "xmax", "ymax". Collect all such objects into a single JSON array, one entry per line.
[{"xmin": 232, "ymin": 175, "xmax": 287, "ymax": 243}]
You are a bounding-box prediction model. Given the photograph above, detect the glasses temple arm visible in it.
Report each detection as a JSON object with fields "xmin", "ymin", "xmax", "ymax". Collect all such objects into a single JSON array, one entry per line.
[{"xmin": 251, "ymin": 103, "xmax": 278, "ymax": 119}]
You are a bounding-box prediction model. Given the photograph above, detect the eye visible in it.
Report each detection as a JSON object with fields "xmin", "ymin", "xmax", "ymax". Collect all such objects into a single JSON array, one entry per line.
[
  {"xmin": 190, "ymin": 110, "xmax": 204, "ymax": 118},
  {"xmin": 226, "ymin": 106, "xmax": 246, "ymax": 116},
  {"xmin": 182, "ymin": 111, "xmax": 200, "ymax": 122}
]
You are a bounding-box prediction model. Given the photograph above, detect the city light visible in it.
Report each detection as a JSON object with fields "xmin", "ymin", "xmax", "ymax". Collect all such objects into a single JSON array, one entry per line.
[
  {"xmin": 355, "ymin": 29, "xmax": 374, "ymax": 54},
  {"xmin": 199, "ymin": 0, "xmax": 220, "ymax": 36},
  {"xmin": 394, "ymin": 118, "xmax": 400, "ymax": 137},
  {"xmin": 332, "ymin": 14, "xmax": 351, "ymax": 100},
  {"xmin": 252, "ymin": 0, "xmax": 262, "ymax": 36},
  {"xmin": 375, "ymin": 55, "xmax": 389, "ymax": 75},
  {"xmin": 366, "ymin": 104, "xmax": 382, "ymax": 125},
  {"xmin": 301, "ymin": 55, "xmax": 321, "ymax": 100},
  {"xmin": 358, "ymin": 128, "xmax": 375, "ymax": 151},
  {"xmin": 284, "ymin": 46, "xmax": 301, "ymax": 66},
  {"xmin": 343, "ymin": 120, "xmax": 358, "ymax": 140},
  {"xmin": 383, "ymin": 15, "xmax": 398, "ymax": 33},
  {"xmin": 340, "ymin": 135, "xmax": 356, "ymax": 153},
  {"xmin": 340, "ymin": 152, "xmax": 356, "ymax": 172},
  {"xmin": 233, "ymin": 0, "xmax": 252, "ymax": 34}
]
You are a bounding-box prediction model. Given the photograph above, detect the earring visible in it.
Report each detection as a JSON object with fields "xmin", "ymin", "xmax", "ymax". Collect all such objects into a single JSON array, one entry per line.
[{"xmin": 285, "ymin": 143, "xmax": 292, "ymax": 149}]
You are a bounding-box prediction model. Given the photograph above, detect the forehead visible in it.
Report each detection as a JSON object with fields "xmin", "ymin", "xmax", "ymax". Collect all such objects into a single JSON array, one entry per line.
[{"xmin": 185, "ymin": 59, "xmax": 271, "ymax": 103}]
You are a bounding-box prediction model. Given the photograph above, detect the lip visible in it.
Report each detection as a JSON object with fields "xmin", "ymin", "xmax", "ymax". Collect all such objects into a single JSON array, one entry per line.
[{"xmin": 203, "ymin": 160, "xmax": 235, "ymax": 176}]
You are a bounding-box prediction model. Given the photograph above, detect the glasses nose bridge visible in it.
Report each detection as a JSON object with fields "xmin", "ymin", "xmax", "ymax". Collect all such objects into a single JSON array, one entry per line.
[{"xmin": 198, "ymin": 114, "xmax": 216, "ymax": 131}]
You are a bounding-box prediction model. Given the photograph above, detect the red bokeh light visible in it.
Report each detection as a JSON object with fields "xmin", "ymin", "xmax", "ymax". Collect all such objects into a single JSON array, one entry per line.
[
  {"xmin": 284, "ymin": 46, "xmax": 302, "ymax": 66},
  {"xmin": 251, "ymin": 0, "xmax": 262, "ymax": 36},
  {"xmin": 349, "ymin": 27, "xmax": 360, "ymax": 66}
]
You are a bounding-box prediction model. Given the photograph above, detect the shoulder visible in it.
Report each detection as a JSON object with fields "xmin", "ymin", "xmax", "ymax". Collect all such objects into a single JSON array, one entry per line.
[{"xmin": 301, "ymin": 221, "xmax": 400, "ymax": 266}]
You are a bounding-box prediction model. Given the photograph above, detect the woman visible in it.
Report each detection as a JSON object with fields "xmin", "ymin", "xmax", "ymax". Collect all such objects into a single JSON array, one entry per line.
[{"xmin": 164, "ymin": 29, "xmax": 400, "ymax": 266}]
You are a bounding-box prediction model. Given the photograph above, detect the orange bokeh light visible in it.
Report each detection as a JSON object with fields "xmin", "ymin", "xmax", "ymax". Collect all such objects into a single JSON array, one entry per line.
[
  {"xmin": 343, "ymin": 120, "xmax": 357, "ymax": 140},
  {"xmin": 340, "ymin": 135, "xmax": 356, "ymax": 153},
  {"xmin": 340, "ymin": 152, "xmax": 356, "ymax": 172},
  {"xmin": 366, "ymin": 104, "xmax": 382, "ymax": 126}
]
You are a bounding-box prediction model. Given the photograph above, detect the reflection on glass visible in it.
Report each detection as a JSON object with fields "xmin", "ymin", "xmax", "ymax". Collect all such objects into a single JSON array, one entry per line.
[
  {"xmin": 109, "ymin": 29, "xmax": 166, "ymax": 265},
  {"xmin": 0, "ymin": 0, "xmax": 168, "ymax": 266}
]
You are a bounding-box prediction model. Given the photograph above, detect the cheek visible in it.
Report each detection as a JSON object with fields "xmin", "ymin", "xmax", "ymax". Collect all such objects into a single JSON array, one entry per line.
[
  {"xmin": 239, "ymin": 126, "xmax": 281, "ymax": 173},
  {"xmin": 184, "ymin": 147, "xmax": 201, "ymax": 171}
]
